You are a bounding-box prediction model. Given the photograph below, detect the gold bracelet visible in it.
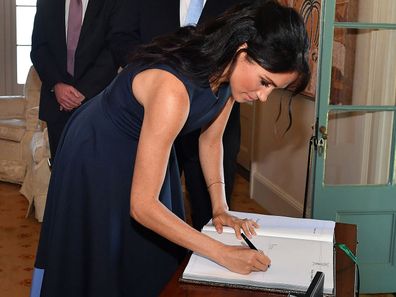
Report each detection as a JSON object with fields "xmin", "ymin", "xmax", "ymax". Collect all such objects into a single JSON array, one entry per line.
[{"xmin": 207, "ymin": 181, "xmax": 225, "ymax": 189}]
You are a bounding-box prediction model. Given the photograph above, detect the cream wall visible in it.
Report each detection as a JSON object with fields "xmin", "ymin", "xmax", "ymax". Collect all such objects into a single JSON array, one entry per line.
[{"xmin": 249, "ymin": 90, "xmax": 315, "ymax": 217}]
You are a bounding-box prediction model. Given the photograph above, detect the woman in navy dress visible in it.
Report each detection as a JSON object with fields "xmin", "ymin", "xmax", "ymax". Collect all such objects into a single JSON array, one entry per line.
[{"xmin": 30, "ymin": 1, "xmax": 311, "ymax": 296}]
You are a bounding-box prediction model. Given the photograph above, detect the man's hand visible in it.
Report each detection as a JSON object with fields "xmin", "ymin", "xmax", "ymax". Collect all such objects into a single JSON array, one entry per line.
[{"xmin": 54, "ymin": 83, "xmax": 85, "ymax": 111}]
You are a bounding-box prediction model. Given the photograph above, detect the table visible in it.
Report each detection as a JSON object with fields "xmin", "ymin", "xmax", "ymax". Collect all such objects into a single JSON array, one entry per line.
[{"xmin": 160, "ymin": 223, "xmax": 357, "ymax": 297}]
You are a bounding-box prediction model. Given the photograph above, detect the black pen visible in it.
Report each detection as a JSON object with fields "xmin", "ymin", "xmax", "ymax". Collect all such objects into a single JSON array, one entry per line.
[
  {"xmin": 241, "ymin": 232, "xmax": 271, "ymax": 268},
  {"xmin": 241, "ymin": 232, "xmax": 257, "ymax": 250}
]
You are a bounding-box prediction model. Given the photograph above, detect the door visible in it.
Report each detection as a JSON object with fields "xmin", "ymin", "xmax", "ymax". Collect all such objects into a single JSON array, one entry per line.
[{"xmin": 311, "ymin": 0, "xmax": 396, "ymax": 293}]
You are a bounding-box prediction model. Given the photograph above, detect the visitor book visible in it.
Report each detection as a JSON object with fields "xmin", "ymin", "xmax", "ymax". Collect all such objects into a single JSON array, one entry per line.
[{"xmin": 181, "ymin": 211, "xmax": 335, "ymax": 295}]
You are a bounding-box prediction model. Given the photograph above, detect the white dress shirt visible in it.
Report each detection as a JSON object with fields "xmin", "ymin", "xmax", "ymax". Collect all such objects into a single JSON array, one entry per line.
[{"xmin": 180, "ymin": 0, "xmax": 207, "ymax": 27}]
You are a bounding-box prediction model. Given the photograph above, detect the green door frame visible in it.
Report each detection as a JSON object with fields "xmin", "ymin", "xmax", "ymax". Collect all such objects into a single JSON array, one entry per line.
[{"xmin": 311, "ymin": 0, "xmax": 396, "ymax": 293}]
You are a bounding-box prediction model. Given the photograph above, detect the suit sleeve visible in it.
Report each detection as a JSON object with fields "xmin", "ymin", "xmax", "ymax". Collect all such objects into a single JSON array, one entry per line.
[{"xmin": 30, "ymin": 0, "xmax": 64, "ymax": 89}]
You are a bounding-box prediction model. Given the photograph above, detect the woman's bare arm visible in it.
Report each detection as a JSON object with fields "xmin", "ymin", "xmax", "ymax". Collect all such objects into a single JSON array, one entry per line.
[{"xmin": 130, "ymin": 69, "xmax": 270, "ymax": 273}]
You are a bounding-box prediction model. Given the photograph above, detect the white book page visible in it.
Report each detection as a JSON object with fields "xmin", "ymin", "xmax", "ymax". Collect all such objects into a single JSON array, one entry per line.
[
  {"xmin": 183, "ymin": 232, "xmax": 334, "ymax": 294},
  {"xmin": 183, "ymin": 238, "xmax": 334, "ymax": 294},
  {"xmin": 184, "ymin": 211, "xmax": 335, "ymax": 294},
  {"xmin": 203, "ymin": 211, "xmax": 335, "ymax": 242}
]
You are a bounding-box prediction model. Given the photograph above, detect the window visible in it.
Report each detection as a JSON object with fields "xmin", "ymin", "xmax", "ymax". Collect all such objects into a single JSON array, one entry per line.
[{"xmin": 16, "ymin": 0, "xmax": 36, "ymax": 84}]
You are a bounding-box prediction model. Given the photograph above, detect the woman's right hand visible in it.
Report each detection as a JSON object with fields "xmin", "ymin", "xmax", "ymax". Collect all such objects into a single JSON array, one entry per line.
[{"xmin": 217, "ymin": 244, "xmax": 271, "ymax": 274}]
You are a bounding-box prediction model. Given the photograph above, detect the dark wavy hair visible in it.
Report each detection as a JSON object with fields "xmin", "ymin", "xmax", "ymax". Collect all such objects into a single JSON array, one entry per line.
[{"xmin": 129, "ymin": 0, "xmax": 310, "ymax": 95}]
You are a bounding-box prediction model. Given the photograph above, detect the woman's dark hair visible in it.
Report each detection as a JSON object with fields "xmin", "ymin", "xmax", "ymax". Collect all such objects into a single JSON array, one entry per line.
[{"xmin": 129, "ymin": 0, "xmax": 310, "ymax": 94}]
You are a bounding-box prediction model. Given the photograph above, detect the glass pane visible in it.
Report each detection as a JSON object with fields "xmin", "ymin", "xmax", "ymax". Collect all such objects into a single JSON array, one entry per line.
[
  {"xmin": 16, "ymin": 6, "xmax": 36, "ymax": 45},
  {"xmin": 335, "ymin": 0, "xmax": 396, "ymax": 23},
  {"xmin": 330, "ymin": 28, "xmax": 396, "ymax": 106},
  {"xmin": 16, "ymin": 0, "xmax": 37, "ymax": 6},
  {"xmin": 324, "ymin": 111, "xmax": 393, "ymax": 185},
  {"xmin": 17, "ymin": 46, "xmax": 32, "ymax": 84}
]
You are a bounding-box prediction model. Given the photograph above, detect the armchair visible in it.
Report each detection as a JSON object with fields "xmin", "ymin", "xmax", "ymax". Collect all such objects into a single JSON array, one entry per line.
[
  {"xmin": 0, "ymin": 66, "xmax": 52, "ymax": 221},
  {"xmin": 0, "ymin": 66, "xmax": 43, "ymax": 183},
  {"xmin": 20, "ymin": 127, "xmax": 51, "ymax": 222}
]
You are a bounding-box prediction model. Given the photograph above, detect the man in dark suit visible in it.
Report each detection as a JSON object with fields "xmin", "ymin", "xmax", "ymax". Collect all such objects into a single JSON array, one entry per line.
[
  {"xmin": 31, "ymin": 0, "xmax": 123, "ymax": 162},
  {"xmin": 111, "ymin": 0, "xmax": 246, "ymax": 231}
]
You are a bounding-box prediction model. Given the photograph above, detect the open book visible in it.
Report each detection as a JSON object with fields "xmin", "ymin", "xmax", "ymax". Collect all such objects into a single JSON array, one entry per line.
[{"xmin": 182, "ymin": 211, "xmax": 335, "ymax": 295}]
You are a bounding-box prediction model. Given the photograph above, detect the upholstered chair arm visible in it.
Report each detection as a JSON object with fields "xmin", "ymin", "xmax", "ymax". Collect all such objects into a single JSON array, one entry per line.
[
  {"xmin": 0, "ymin": 96, "xmax": 26, "ymax": 119},
  {"xmin": 25, "ymin": 107, "xmax": 41, "ymax": 131}
]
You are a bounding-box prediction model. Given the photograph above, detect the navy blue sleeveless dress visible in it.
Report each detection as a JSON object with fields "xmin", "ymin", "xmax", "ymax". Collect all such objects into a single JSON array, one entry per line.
[{"xmin": 30, "ymin": 63, "xmax": 231, "ymax": 297}]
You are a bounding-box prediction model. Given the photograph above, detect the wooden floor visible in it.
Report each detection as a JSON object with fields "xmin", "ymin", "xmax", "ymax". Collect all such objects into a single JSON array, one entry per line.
[{"xmin": 0, "ymin": 175, "xmax": 394, "ymax": 296}]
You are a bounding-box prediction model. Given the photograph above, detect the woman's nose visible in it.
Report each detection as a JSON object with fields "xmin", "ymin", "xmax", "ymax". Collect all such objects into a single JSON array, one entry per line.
[{"xmin": 257, "ymin": 87, "xmax": 273, "ymax": 102}]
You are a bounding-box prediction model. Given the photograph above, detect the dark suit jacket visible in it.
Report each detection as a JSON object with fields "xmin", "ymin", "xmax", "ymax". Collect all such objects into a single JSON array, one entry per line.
[
  {"xmin": 111, "ymin": 0, "xmax": 245, "ymax": 67},
  {"xmin": 31, "ymin": 0, "xmax": 122, "ymax": 122}
]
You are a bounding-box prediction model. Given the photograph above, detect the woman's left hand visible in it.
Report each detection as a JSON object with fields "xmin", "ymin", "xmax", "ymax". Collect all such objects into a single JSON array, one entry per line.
[{"xmin": 212, "ymin": 212, "xmax": 259, "ymax": 240}]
